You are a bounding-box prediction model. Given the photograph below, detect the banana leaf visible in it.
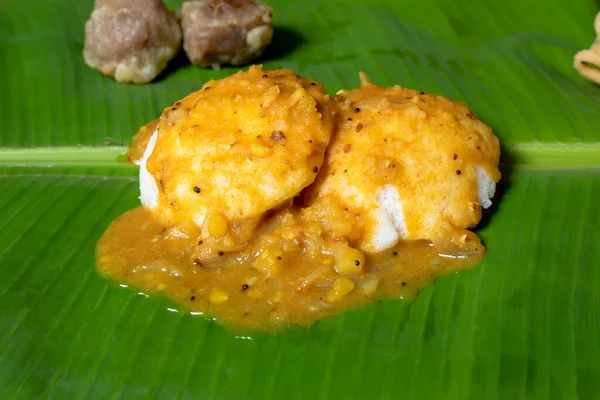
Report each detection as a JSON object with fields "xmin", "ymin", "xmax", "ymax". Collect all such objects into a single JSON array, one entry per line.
[{"xmin": 0, "ymin": 0, "xmax": 599, "ymax": 398}]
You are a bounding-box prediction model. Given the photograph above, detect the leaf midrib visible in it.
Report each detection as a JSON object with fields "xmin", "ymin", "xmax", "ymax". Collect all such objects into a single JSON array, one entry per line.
[{"xmin": 0, "ymin": 142, "xmax": 598, "ymax": 171}]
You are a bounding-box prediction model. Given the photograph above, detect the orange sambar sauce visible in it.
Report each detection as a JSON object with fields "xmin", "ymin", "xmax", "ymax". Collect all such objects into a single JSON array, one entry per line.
[{"xmin": 97, "ymin": 202, "xmax": 483, "ymax": 332}]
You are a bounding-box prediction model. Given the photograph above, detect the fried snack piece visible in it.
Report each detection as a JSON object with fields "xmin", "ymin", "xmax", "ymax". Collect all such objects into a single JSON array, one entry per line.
[
  {"xmin": 141, "ymin": 66, "xmax": 337, "ymax": 229},
  {"xmin": 180, "ymin": 0, "xmax": 273, "ymax": 68},
  {"xmin": 574, "ymin": 12, "xmax": 600, "ymax": 84},
  {"xmin": 304, "ymin": 74, "xmax": 501, "ymax": 253},
  {"xmin": 83, "ymin": 0, "xmax": 182, "ymax": 84}
]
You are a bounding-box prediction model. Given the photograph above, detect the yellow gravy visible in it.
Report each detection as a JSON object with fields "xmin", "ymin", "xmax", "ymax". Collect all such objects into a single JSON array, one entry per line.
[
  {"xmin": 96, "ymin": 203, "xmax": 483, "ymax": 331},
  {"xmin": 127, "ymin": 119, "xmax": 158, "ymax": 164}
]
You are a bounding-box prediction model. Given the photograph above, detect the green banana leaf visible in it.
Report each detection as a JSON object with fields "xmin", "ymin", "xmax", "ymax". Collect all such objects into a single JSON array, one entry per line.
[{"xmin": 1, "ymin": 0, "xmax": 599, "ymax": 398}]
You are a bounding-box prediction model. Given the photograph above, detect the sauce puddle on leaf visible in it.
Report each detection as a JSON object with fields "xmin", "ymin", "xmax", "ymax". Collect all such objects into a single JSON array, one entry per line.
[{"xmin": 96, "ymin": 205, "xmax": 483, "ymax": 332}]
